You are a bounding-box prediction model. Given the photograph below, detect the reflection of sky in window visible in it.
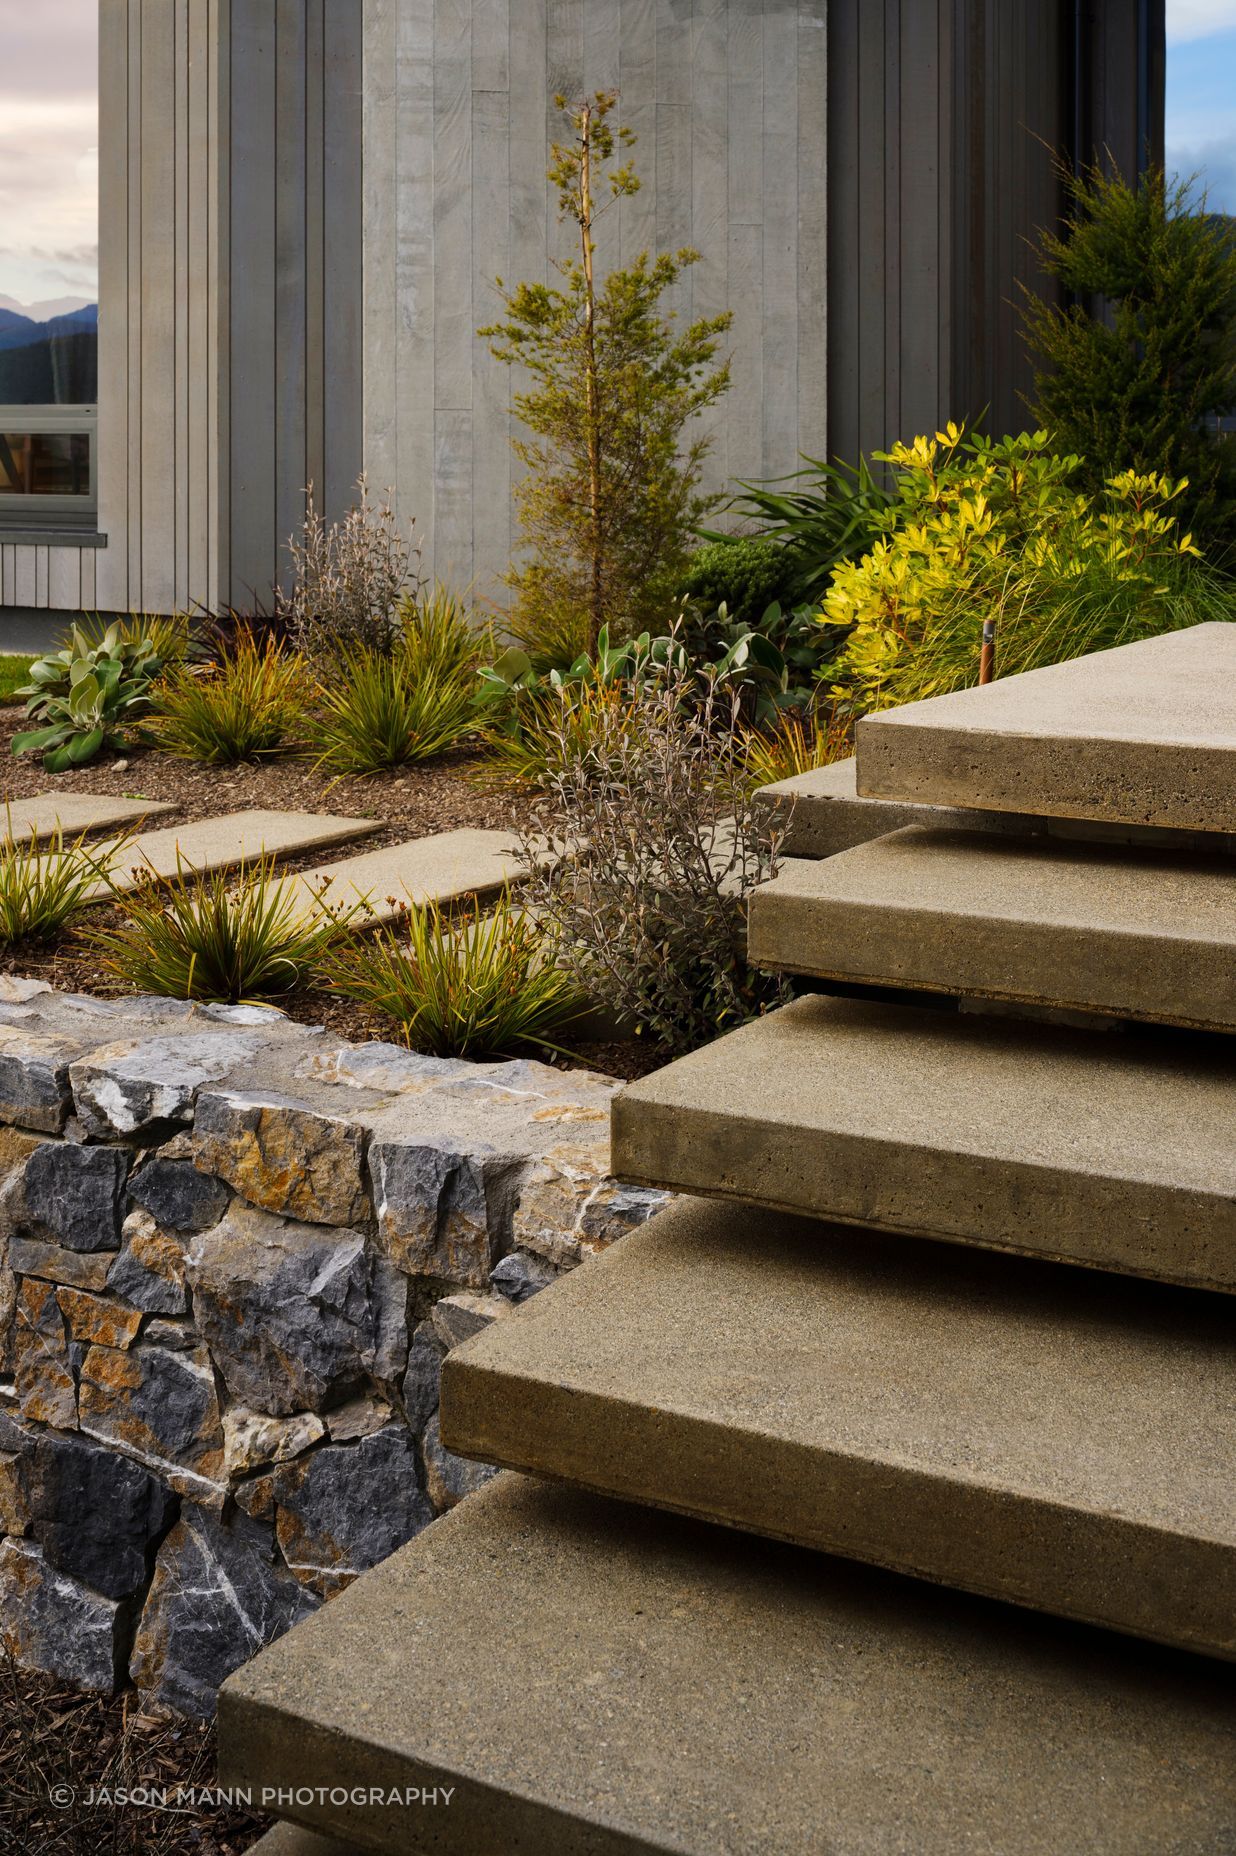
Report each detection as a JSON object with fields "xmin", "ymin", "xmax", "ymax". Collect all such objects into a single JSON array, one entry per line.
[
  {"xmin": 1166, "ymin": 1, "xmax": 1236, "ymax": 212},
  {"xmin": 0, "ymin": 0, "xmax": 98, "ymax": 316}
]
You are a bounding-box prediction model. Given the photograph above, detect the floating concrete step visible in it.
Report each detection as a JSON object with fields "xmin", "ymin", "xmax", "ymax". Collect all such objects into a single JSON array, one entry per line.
[
  {"xmin": 4, "ymin": 790, "xmax": 171, "ymax": 844},
  {"xmin": 442, "ymin": 1195, "xmax": 1236, "ymax": 1658},
  {"xmin": 74, "ymin": 810, "xmax": 380, "ymax": 900},
  {"xmin": 754, "ymin": 755, "xmax": 1235, "ymax": 860},
  {"xmin": 749, "ymin": 827, "xmax": 1236, "ymax": 1030},
  {"xmin": 274, "ymin": 829, "xmax": 522, "ymax": 928},
  {"xmin": 856, "ymin": 621, "xmax": 1236, "ymax": 832},
  {"xmin": 246, "ymin": 1827, "xmax": 368, "ymax": 1856},
  {"xmin": 611, "ymin": 995, "xmax": 1236, "ymax": 1292},
  {"xmin": 219, "ymin": 1473, "xmax": 1236, "ymax": 1856}
]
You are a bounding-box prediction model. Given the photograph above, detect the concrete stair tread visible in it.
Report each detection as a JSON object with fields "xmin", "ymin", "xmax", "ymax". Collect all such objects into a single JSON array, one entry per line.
[
  {"xmin": 74, "ymin": 809, "xmax": 381, "ymax": 898},
  {"xmin": 754, "ymin": 755, "xmax": 1029, "ymax": 858},
  {"xmin": 273, "ymin": 829, "xmax": 521, "ymax": 927},
  {"xmin": 442, "ymin": 1195, "xmax": 1235, "ymax": 1657},
  {"xmin": 611, "ymin": 994, "xmax": 1236, "ymax": 1291},
  {"xmin": 219, "ymin": 1473, "xmax": 1236, "ymax": 1856},
  {"xmin": 750, "ymin": 826, "xmax": 1236, "ymax": 1029},
  {"xmin": 855, "ymin": 621, "xmax": 1236, "ymax": 832},
  {"xmin": 246, "ymin": 1828, "xmax": 368, "ymax": 1856},
  {"xmin": 4, "ymin": 790, "xmax": 172, "ymax": 843}
]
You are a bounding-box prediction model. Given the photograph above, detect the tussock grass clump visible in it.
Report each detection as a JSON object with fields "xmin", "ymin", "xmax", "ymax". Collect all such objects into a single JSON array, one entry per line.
[
  {"xmin": 398, "ymin": 582, "xmax": 489, "ymax": 680},
  {"xmin": 321, "ymin": 891, "xmax": 585, "ymax": 1059},
  {"xmin": 0, "ymin": 820, "xmax": 107, "ymax": 946},
  {"xmin": 87, "ymin": 853, "xmax": 347, "ymax": 1003},
  {"xmin": 479, "ymin": 678, "xmax": 637, "ymax": 788},
  {"xmin": 149, "ymin": 629, "xmax": 307, "ymax": 763},
  {"xmin": 310, "ymin": 644, "xmax": 476, "ymax": 777},
  {"xmin": 742, "ymin": 708, "xmax": 849, "ymax": 792}
]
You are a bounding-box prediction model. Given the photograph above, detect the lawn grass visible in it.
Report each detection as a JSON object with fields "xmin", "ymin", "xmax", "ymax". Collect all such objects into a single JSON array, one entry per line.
[{"xmin": 0, "ymin": 655, "xmax": 33, "ymax": 704}]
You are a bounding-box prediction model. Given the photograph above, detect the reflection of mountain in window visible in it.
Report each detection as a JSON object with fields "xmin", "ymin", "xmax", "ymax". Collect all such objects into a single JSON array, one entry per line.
[{"xmin": 0, "ymin": 305, "xmax": 98, "ymax": 407}]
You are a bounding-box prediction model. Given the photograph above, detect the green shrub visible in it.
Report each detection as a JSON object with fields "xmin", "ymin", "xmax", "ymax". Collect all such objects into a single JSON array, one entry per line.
[
  {"xmin": 88, "ymin": 854, "xmax": 346, "ymax": 1003},
  {"xmin": 13, "ymin": 623, "xmax": 163, "ymax": 771},
  {"xmin": 0, "ymin": 822, "xmax": 108, "ymax": 946},
  {"xmin": 677, "ymin": 537, "xmax": 806, "ymax": 632},
  {"xmin": 820, "ymin": 425, "xmax": 1234, "ymax": 716},
  {"xmin": 321, "ymin": 892, "xmax": 586, "ymax": 1059},
  {"xmin": 148, "ymin": 631, "xmax": 307, "ymax": 762},
  {"xmin": 704, "ymin": 454, "xmax": 895, "ymax": 607},
  {"xmin": 310, "ymin": 645, "xmax": 477, "ymax": 777},
  {"xmin": 1022, "ymin": 163, "xmax": 1236, "ymax": 553}
]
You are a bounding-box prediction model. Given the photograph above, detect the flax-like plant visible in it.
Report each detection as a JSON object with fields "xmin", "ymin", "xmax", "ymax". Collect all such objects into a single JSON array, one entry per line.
[
  {"xmin": 397, "ymin": 583, "xmax": 489, "ymax": 681},
  {"xmin": 148, "ymin": 630, "xmax": 307, "ymax": 762},
  {"xmin": 321, "ymin": 891, "xmax": 586, "ymax": 1059},
  {"xmin": 741, "ymin": 707, "xmax": 850, "ymax": 792},
  {"xmin": 87, "ymin": 853, "xmax": 348, "ymax": 1003},
  {"xmin": 0, "ymin": 820, "xmax": 109, "ymax": 946},
  {"xmin": 310, "ymin": 645, "xmax": 477, "ymax": 776}
]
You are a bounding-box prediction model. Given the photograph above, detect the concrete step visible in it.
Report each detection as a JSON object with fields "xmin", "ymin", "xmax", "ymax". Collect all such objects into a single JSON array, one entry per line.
[
  {"xmin": 755, "ymin": 755, "xmax": 1236, "ymax": 861},
  {"xmin": 749, "ymin": 827, "xmax": 1236, "ymax": 1031},
  {"xmin": 611, "ymin": 995, "xmax": 1236, "ymax": 1292},
  {"xmin": 442, "ymin": 1195, "xmax": 1235, "ymax": 1657},
  {"xmin": 4, "ymin": 790, "xmax": 171, "ymax": 843},
  {"xmin": 856, "ymin": 621, "xmax": 1236, "ymax": 833},
  {"xmin": 219, "ymin": 1473, "xmax": 1236, "ymax": 1856},
  {"xmin": 246, "ymin": 1827, "xmax": 369, "ymax": 1856},
  {"xmin": 75, "ymin": 810, "xmax": 381, "ymax": 900},
  {"xmin": 274, "ymin": 829, "xmax": 522, "ymax": 928}
]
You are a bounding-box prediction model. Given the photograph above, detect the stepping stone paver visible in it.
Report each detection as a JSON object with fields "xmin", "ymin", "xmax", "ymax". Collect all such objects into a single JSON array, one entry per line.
[
  {"xmin": 3, "ymin": 791, "xmax": 172, "ymax": 844},
  {"xmin": 273, "ymin": 829, "xmax": 523, "ymax": 928},
  {"xmin": 856, "ymin": 621, "xmax": 1236, "ymax": 831},
  {"xmin": 443, "ymin": 1194, "xmax": 1236, "ymax": 1658},
  {"xmin": 612, "ymin": 993, "xmax": 1236, "ymax": 1292},
  {"xmin": 76, "ymin": 810, "xmax": 380, "ymax": 900},
  {"xmin": 749, "ymin": 825, "xmax": 1236, "ymax": 1030}
]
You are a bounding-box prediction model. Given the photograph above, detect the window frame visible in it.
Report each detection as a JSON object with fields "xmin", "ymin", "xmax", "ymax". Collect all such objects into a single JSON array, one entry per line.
[{"xmin": 0, "ymin": 403, "xmax": 98, "ymax": 524}]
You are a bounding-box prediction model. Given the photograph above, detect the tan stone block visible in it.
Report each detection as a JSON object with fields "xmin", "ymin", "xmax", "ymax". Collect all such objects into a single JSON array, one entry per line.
[{"xmin": 55, "ymin": 1287, "xmax": 143, "ymax": 1351}]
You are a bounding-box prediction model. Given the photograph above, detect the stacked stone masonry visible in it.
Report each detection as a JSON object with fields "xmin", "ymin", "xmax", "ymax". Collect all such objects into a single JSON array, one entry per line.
[{"xmin": 0, "ymin": 977, "xmax": 663, "ymax": 1716}]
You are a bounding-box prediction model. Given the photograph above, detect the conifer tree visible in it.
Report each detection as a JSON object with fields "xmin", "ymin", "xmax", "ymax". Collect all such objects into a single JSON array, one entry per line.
[
  {"xmin": 1021, "ymin": 162, "xmax": 1236, "ymax": 552},
  {"xmin": 481, "ymin": 92, "xmax": 731, "ymax": 659}
]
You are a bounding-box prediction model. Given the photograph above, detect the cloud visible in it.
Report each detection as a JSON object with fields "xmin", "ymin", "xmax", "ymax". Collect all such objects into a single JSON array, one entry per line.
[
  {"xmin": 0, "ymin": 0, "xmax": 97, "ymax": 104},
  {"xmin": 1166, "ymin": 131, "xmax": 1236, "ymax": 212},
  {"xmin": 1166, "ymin": 0, "xmax": 1236, "ymax": 42}
]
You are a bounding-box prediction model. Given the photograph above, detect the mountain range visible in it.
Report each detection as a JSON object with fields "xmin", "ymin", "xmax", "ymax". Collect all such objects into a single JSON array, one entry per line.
[{"xmin": 0, "ymin": 294, "xmax": 94, "ymax": 323}]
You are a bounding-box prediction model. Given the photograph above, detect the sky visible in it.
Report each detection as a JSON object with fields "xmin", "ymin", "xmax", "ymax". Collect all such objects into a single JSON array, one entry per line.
[
  {"xmin": 1166, "ymin": 0, "xmax": 1236, "ymax": 211},
  {"xmin": 0, "ymin": 0, "xmax": 98, "ymax": 315}
]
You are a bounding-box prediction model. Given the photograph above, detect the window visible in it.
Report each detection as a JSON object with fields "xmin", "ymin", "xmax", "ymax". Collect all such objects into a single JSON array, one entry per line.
[{"xmin": 0, "ymin": 0, "xmax": 99, "ymax": 526}]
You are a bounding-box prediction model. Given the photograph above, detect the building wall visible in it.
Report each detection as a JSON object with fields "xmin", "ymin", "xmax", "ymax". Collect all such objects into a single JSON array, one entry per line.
[
  {"xmin": 0, "ymin": 0, "xmax": 363, "ymax": 623},
  {"xmin": 362, "ymin": 0, "xmax": 829, "ymax": 604}
]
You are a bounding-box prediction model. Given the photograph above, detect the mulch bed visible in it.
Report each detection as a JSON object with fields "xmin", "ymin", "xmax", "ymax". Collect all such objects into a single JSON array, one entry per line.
[
  {"xmin": 0, "ymin": 705, "xmax": 663, "ymax": 1082},
  {"xmin": 0, "ymin": 1657, "xmax": 267, "ymax": 1856}
]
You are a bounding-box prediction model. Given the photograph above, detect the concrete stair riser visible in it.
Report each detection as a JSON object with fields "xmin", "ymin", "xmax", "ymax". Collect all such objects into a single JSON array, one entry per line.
[
  {"xmin": 441, "ymin": 1197, "xmax": 1236, "ymax": 1658},
  {"xmin": 748, "ymin": 827, "xmax": 1236, "ymax": 1030},
  {"xmin": 610, "ymin": 996, "xmax": 1236, "ymax": 1292}
]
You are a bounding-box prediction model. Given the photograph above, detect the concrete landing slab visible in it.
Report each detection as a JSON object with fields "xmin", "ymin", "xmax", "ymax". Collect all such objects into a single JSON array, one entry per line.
[
  {"xmin": 856, "ymin": 622, "xmax": 1236, "ymax": 831},
  {"xmin": 612, "ymin": 994, "xmax": 1236, "ymax": 1291},
  {"xmin": 275, "ymin": 830, "xmax": 521, "ymax": 927},
  {"xmin": 749, "ymin": 826, "xmax": 1236, "ymax": 1030},
  {"xmin": 4, "ymin": 790, "xmax": 171, "ymax": 844},
  {"xmin": 443, "ymin": 1195, "xmax": 1236, "ymax": 1658},
  {"xmin": 219, "ymin": 1473, "xmax": 1236, "ymax": 1856},
  {"xmin": 75, "ymin": 811, "xmax": 380, "ymax": 899}
]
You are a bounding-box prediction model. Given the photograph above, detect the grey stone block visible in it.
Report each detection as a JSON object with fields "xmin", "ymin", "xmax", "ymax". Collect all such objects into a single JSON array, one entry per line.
[
  {"xmin": 23, "ymin": 1431, "xmax": 177, "ymax": 1600},
  {"xmin": 20, "ymin": 1142, "xmax": 129, "ymax": 1252},
  {"xmin": 271, "ymin": 1426, "xmax": 434, "ymax": 1596},
  {"xmin": 0, "ymin": 1538, "xmax": 127, "ymax": 1693}
]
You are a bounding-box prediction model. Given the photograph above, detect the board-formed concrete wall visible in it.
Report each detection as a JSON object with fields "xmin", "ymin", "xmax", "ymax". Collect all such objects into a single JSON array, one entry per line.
[{"xmin": 362, "ymin": 0, "xmax": 829, "ymax": 604}]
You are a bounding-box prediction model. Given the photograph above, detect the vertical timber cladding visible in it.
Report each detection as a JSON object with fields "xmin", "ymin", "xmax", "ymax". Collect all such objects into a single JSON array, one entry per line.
[
  {"xmin": 826, "ymin": 0, "xmax": 1165, "ymax": 468},
  {"xmin": 362, "ymin": 0, "xmax": 831, "ymax": 603},
  {"xmin": 92, "ymin": 0, "xmax": 363, "ymax": 619}
]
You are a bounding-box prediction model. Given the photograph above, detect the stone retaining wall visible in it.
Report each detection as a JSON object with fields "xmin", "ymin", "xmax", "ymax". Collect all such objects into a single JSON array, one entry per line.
[{"xmin": 0, "ymin": 979, "xmax": 662, "ymax": 1717}]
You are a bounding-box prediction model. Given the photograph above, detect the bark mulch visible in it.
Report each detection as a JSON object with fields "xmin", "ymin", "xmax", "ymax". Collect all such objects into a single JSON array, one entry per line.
[{"xmin": 0, "ymin": 1657, "xmax": 267, "ymax": 1856}]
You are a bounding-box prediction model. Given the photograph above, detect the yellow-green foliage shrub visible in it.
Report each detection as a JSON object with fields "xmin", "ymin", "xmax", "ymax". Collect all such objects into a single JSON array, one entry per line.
[{"xmin": 819, "ymin": 424, "xmax": 1231, "ymax": 716}]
